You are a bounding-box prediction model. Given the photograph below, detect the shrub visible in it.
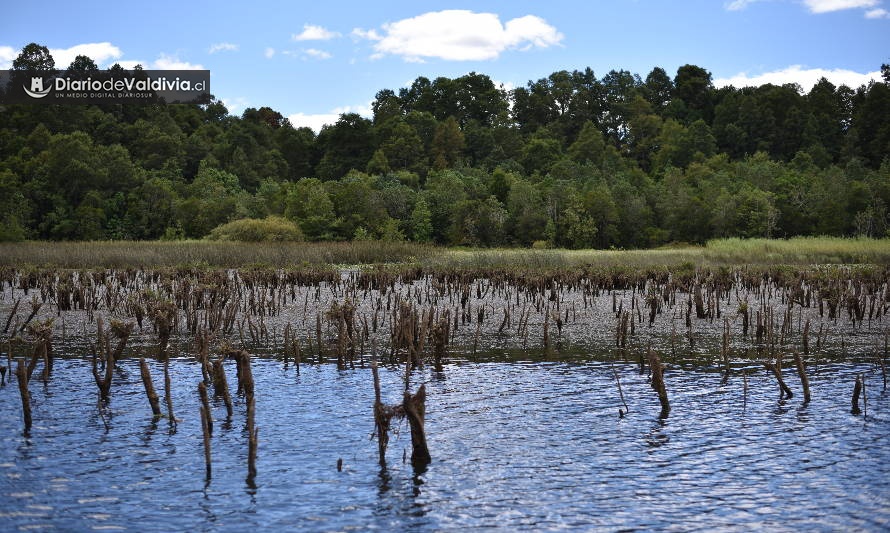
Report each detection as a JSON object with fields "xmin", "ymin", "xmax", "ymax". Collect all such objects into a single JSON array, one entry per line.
[{"xmin": 206, "ymin": 216, "xmax": 304, "ymax": 242}]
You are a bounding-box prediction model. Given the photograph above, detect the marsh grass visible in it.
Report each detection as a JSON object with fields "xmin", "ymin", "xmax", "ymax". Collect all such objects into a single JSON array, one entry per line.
[
  {"xmin": 0, "ymin": 240, "xmax": 436, "ymax": 269},
  {"xmin": 702, "ymin": 237, "xmax": 890, "ymax": 265},
  {"xmin": 0, "ymin": 237, "xmax": 886, "ymax": 270}
]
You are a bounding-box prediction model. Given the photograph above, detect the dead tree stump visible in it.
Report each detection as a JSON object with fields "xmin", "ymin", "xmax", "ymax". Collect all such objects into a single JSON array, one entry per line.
[
  {"xmin": 16, "ymin": 359, "xmax": 31, "ymax": 434},
  {"xmin": 647, "ymin": 349, "xmax": 670, "ymax": 419},
  {"xmin": 403, "ymin": 384, "xmax": 431, "ymax": 468},
  {"xmin": 139, "ymin": 358, "xmax": 162, "ymax": 418}
]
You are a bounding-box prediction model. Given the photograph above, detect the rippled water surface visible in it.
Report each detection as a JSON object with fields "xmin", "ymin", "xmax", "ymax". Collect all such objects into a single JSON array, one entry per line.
[{"xmin": 1, "ymin": 355, "xmax": 888, "ymax": 531}]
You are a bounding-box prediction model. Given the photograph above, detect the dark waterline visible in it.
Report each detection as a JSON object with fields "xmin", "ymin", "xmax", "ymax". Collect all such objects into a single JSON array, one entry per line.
[{"xmin": 1, "ymin": 355, "xmax": 888, "ymax": 531}]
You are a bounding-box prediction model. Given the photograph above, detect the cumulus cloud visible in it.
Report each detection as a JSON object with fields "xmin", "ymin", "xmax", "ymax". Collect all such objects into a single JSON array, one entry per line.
[
  {"xmin": 264, "ymin": 47, "xmax": 275, "ymax": 58},
  {"xmin": 209, "ymin": 42, "xmax": 238, "ymax": 54},
  {"xmin": 0, "ymin": 45, "xmax": 16, "ymax": 69},
  {"xmin": 288, "ymin": 104, "xmax": 372, "ymax": 133},
  {"xmin": 714, "ymin": 65, "xmax": 883, "ymax": 91},
  {"xmin": 293, "ymin": 24, "xmax": 341, "ymax": 41},
  {"xmin": 865, "ymin": 7, "xmax": 890, "ymax": 16},
  {"xmin": 803, "ymin": 0, "xmax": 879, "ymax": 13},
  {"xmin": 153, "ymin": 53, "xmax": 204, "ymax": 70},
  {"xmin": 354, "ymin": 10, "xmax": 563, "ymax": 62},
  {"xmin": 222, "ymin": 96, "xmax": 250, "ymax": 114},
  {"xmin": 50, "ymin": 42, "xmax": 123, "ymax": 67},
  {"xmin": 287, "ymin": 112, "xmax": 341, "ymax": 132}
]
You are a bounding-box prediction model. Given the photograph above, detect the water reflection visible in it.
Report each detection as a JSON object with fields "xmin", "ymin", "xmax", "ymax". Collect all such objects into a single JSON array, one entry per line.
[
  {"xmin": 0, "ymin": 358, "xmax": 887, "ymax": 531},
  {"xmin": 646, "ymin": 420, "xmax": 670, "ymax": 449}
]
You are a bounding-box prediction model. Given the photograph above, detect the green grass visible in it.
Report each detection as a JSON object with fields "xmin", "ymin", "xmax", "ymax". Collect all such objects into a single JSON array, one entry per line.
[{"xmin": 0, "ymin": 237, "xmax": 887, "ymax": 270}]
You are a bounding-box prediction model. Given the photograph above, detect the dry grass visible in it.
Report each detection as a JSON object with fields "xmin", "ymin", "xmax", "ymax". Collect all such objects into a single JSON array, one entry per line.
[
  {"xmin": 0, "ymin": 237, "xmax": 886, "ymax": 270},
  {"xmin": 0, "ymin": 240, "xmax": 435, "ymax": 269}
]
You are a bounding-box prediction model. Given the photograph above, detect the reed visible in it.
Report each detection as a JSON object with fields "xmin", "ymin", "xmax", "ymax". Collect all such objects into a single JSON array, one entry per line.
[{"xmin": 2, "ymin": 237, "xmax": 887, "ymax": 271}]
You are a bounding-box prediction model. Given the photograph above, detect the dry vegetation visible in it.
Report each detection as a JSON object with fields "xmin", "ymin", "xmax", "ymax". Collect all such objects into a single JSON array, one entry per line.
[{"xmin": 0, "ymin": 237, "xmax": 888, "ymax": 270}]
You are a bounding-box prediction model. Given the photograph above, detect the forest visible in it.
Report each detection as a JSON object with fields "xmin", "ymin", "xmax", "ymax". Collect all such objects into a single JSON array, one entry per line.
[{"xmin": 1, "ymin": 42, "xmax": 889, "ymax": 247}]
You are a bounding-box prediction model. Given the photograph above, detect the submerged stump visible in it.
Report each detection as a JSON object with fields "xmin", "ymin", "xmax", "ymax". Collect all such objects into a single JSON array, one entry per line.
[
  {"xmin": 139, "ymin": 358, "xmax": 162, "ymax": 418},
  {"xmin": 403, "ymin": 384, "xmax": 431, "ymax": 468},
  {"xmin": 647, "ymin": 349, "xmax": 670, "ymax": 419}
]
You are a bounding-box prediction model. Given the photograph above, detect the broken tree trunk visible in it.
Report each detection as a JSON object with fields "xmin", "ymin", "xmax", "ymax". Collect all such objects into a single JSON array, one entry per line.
[
  {"xmin": 139, "ymin": 358, "xmax": 162, "ymax": 418},
  {"xmin": 764, "ymin": 362, "xmax": 794, "ymax": 399},
  {"xmin": 403, "ymin": 384, "xmax": 431, "ymax": 468},
  {"xmin": 646, "ymin": 349, "xmax": 670, "ymax": 419},
  {"xmin": 792, "ymin": 351, "xmax": 811, "ymax": 404},
  {"xmin": 16, "ymin": 359, "xmax": 31, "ymax": 434}
]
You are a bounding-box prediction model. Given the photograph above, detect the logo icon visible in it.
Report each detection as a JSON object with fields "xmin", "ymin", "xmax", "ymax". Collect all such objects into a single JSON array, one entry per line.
[{"xmin": 23, "ymin": 77, "xmax": 51, "ymax": 98}]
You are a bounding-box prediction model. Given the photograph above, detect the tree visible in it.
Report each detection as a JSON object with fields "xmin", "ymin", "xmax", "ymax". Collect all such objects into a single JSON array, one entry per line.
[
  {"xmin": 521, "ymin": 131, "xmax": 563, "ymax": 175},
  {"xmin": 568, "ymin": 121, "xmax": 606, "ymax": 165},
  {"xmin": 12, "ymin": 43, "xmax": 55, "ymax": 70},
  {"xmin": 67, "ymin": 55, "xmax": 98, "ymax": 71},
  {"xmin": 449, "ymin": 196, "xmax": 507, "ymax": 246},
  {"xmin": 409, "ymin": 197, "xmax": 433, "ymax": 242},
  {"xmin": 380, "ymin": 119, "xmax": 426, "ymax": 174},
  {"xmin": 643, "ymin": 66, "xmax": 674, "ymax": 113},
  {"xmin": 431, "ymin": 116, "xmax": 464, "ymax": 169},
  {"xmin": 372, "ymin": 89, "xmax": 402, "ymax": 124},
  {"xmin": 175, "ymin": 162, "xmax": 249, "ymax": 238},
  {"xmin": 0, "ymin": 170, "xmax": 30, "ymax": 241},
  {"xmin": 507, "ymin": 179, "xmax": 548, "ymax": 245},
  {"xmin": 424, "ymin": 170, "xmax": 468, "ymax": 243},
  {"xmin": 284, "ymin": 178, "xmax": 339, "ymax": 240},
  {"xmin": 674, "ymin": 64, "xmax": 714, "ymax": 123},
  {"xmin": 315, "ymin": 113, "xmax": 375, "ymax": 180},
  {"xmin": 366, "ymin": 149, "xmax": 390, "ymax": 175}
]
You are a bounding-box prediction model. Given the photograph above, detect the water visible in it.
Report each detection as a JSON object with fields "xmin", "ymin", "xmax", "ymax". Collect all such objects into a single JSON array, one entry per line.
[{"xmin": 1, "ymin": 354, "xmax": 888, "ymax": 531}]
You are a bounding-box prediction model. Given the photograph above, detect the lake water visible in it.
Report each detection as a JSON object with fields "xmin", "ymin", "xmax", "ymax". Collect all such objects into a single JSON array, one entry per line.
[{"xmin": 1, "ymin": 352, "xmax": 888, "ymax": 531}]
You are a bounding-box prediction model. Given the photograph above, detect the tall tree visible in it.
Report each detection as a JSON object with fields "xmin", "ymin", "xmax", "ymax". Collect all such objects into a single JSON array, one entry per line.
[
  {"xmin": 674, "ymin": 64, "xmax": 714, "ymax": 124},
  {"xmin": 12, "ymin": 43, "xmax": 55, "ymax": 70}
]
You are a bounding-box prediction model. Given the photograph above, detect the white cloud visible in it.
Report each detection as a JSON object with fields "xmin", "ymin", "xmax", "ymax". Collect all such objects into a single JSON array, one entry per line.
[
  {"xmin": 209, "ymin": 42, "xmax": 238, "ymax": 54},
  {"xmin": 264, "ymin": 47, "xmax": 275, "ymax": 58},
  {"xmin": 727, "ymin": 0, "xmax": 886, "ymax": 16},
  {"xmin": 725, "ymin": 0, "xmax": 760, "ymax": 10},
  {"xmin": 287, "ymin": 112, "xmax": 341, "ymax": 132},
  {"xmin": 293, "ymin": 24, "xmax": 341, "ymax": 41},
  {"xmin": 803, "ymin": 0, "xmax": 879, "ymax": 13},
  {"xmin": 354, "ymin": 10, "xmax": 563, "ymax": 62},
  {"xmin": 304, "ymin": 48, "xmax": 332, "ymax": 60},
  {"xmin": 714, "ymin": 65, "xmax": 883, "ymax": 91},
  {"xmin": 222, "ymin": 96, "xmax": 250, "ymax": 114},
  {"xmin": 288, "ymin": 103, "xmax": 372, "ymax": 133},
  {"xmin": 0, "ymin": 45, "xmax": 16, "ymax": 69},
  {"xmin": 50, "ymin": 42, "xmax": 123, "ymax": 68},
  {"xmin": 865, "ymin": 7, "xmax": 890, "ymax": 16},
  {"xmin": 153, "ymin": 53, "xmax": 204, "ymax": 70},
  {"xmin": 351, "ymin": 28, "xmax": 381, "ymax": 41}
]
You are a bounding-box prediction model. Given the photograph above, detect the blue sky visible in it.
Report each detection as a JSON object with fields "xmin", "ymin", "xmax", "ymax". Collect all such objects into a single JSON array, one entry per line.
[{"xmin": 2, "ymin": 0, "xmax": 888, "ymax": 131}]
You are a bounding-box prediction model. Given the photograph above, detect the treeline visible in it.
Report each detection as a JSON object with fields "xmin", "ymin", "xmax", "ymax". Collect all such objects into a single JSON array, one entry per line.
[{"xmin": 1, "ymin": 42, "xmax": 889, "ymax": 245}]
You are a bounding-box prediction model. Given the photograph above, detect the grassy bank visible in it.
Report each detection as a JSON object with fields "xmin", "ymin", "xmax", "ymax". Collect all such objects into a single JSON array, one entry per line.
[{"xmin": 0, "ymin": 237, "xmax": 887, "ymax": 270}]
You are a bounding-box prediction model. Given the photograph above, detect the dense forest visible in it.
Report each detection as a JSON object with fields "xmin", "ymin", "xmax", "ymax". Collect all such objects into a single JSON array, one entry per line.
[{"xmin": 1, "ymin": 42, "xmax": 889, "ymax": 246}]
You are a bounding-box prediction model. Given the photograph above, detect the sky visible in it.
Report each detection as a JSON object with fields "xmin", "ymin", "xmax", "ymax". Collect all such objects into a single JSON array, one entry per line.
[{"xmin": 1, "ymin": 0, "xmax": 888, "ymax": 131}]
